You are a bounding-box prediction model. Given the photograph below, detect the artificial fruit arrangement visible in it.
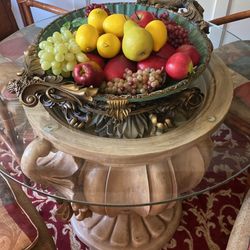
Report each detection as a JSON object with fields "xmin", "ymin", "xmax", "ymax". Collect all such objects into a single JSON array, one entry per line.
[{"xmin": 38, "ymin": 4, "xmax": 202, "ymax": 96}]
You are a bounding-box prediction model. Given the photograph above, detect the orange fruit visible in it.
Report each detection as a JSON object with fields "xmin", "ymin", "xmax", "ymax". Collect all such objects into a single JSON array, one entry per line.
[
  {"xmin": 103, "ymin": 14, "xmax": 128, "ymax": 38},
  {"xmin": 88, "ymin": 8, "xmax": 108, "ymax": 34},
  {"xmin": 97, "ymin": 33, "xmax": 121, "ymax": 58},
  {"xmin": 75, "ymin": 24, "xmax": 99, "ymax": 52}
]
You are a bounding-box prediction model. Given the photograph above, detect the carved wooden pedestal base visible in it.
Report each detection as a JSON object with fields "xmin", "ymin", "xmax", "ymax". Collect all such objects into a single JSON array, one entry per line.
[
  {"xmin": 20, "ymin": 56, "xmax": 233, "ymax": 250},
  {"xmin": 71, "ymin": 202, "xmax": 182, "ymax": 250}
]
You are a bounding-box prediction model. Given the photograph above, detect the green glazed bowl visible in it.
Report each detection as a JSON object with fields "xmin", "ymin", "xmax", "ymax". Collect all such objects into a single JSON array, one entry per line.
[{"xmin": 38, "ymin": 2, "xmax": 213, "ymax": 103}]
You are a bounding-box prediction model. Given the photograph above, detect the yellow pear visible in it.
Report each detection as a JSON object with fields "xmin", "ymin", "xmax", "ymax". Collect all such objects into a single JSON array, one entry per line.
[
  {"xmin": 123, "ymin": 19, "xmax": 138, "ymax": 33},
  {"xmin": 145, "ymin": 20, "xmax": 168, "ymax": 52},
  {"xmin": 122, "ymin": 23, "xmax": 153, "ymax": 61}
]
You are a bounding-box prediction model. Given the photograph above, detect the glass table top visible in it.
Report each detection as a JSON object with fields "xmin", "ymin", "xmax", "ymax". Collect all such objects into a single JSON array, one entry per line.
[{"xmin": 0, "ymin": 14, "xmax": 249, "ymax": 208}]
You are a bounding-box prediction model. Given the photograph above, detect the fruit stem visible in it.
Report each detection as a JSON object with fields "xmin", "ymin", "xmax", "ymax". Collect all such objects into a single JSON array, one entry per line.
[
  {"xmin": 188, "ymin": 62, "xmax": 194, "ymax": 73},
  {"xmin": 135, "ymin": 11, "xmax": 140, "ymax": 20}
]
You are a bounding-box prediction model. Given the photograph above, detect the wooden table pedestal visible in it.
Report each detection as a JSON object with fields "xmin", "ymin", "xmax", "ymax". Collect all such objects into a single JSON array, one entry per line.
[{"xmin": 20, "ymin": 55, "xmax": 233, "ymax": 250}]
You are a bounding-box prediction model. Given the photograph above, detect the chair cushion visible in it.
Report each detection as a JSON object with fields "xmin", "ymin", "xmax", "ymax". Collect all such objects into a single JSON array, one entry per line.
[
  {"xmin": 214, "ymin": 40, "xmax": 250, "ymax": 80},
  {"xmin": 0, "ymin": 174, "xmax": 38, "ymax": 250}
]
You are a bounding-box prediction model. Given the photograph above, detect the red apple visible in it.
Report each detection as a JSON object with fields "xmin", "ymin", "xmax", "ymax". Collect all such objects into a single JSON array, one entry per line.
[
  {"xmin": 176, "ymin": 44, "xmax": 200, "ymax": 66},
  {"xmin": 86, "ymin": 53, "xmax": 105, "ymax": 68},
  {"xmin": 165, "ymin": 52, "xmax": 193, "ymax": 80},
  {"xmin": 104, "ymin": 55, "xmax": 137, "ymax": 81},
  {"xmin": 73, "ymin": 61, "xmax": 104, "ymax": 87},
  {"xmin": 130, "ymin": 10, "xmax": 155, "ymax": 28},
  {"xmin": 137, "ymin": 55, "xmax": 166, "ymax": 70},
  {"xmin": 156, "ymin": 43, "xmax": 176, "ymax": 60}
]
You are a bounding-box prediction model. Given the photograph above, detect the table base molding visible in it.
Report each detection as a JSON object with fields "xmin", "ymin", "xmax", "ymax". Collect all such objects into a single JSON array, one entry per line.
[{"xmin": 71, "ymin": 201, "xmax": 182, "ymax": 250}]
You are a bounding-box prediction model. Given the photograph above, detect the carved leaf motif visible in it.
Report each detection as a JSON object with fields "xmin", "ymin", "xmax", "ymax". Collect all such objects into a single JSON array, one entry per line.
[
  {"xmin": 44, "ymin": 75, "xmax": 64, "ymax": 84},
  {"xmin": 60, "ymin": 83, "xmax": 99, "ymax": 101},
  {"xmin": 107, "ymin": 99, "xmax": 131, "ymax": 121},
  {"xmin": 24, "ymin": 45, "xmax": 44, "ymax": 76},
  {"xmin": 90, "ymin": 114, "xmax": 150, "ymax": 139}
]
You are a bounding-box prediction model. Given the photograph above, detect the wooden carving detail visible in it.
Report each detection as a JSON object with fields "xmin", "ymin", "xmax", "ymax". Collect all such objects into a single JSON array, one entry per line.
[
  {"xmin": 45, "ymin": 87, "xmax": 203, "ymax": 138},
  {"xmin": 20, "ymin": 137, "xmax": 79, "ymax": 199},
  {"xmin": 89, "ymin": 113, "xmax": 150, "ymax": 139},
  {"xmin": 7, "ymin": 45, "xmax": 44, "ymax": 96},
  {"xmin": 71, "ymin": 202, "xmax": 92, "ymax": 220},
  {"xmin": 55, "ymin": 201, "xmax": 92, "ymax": 221},
  {"xmin": 79, "ymin": 136, "xmax": 211, "ymax": 217},
  {"xmin": 150, "ymin": 87, "xmax": 204, "ymax": 135},
  {"xmin": 107, "ymin": 98, "xmax": 131, "ymax": 121},
  {"xmin": 7, "ymin": 44, "xmax": 98, "ymax": 129},
  {"xmin": 72, "ymin": 203, "xmax": 182, "ymax": 250},
  {"xmin": 56, "ymin": 201, "xmax": 74, "ymax": 221}
]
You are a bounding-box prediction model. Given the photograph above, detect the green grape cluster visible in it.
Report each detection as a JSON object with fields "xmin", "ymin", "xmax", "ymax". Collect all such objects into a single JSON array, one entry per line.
[{"xmin": 38, "ymin": 27, "xmax": 88, "ymax": 76}]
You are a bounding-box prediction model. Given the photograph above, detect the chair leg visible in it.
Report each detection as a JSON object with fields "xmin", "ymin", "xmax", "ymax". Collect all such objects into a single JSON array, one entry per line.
[
  {"xmin": 0, "ymin": 98, "xmax": 22, "ymax": 163},
  {"xmin": 0, "ymin": 99, "xmax": 20, "ymax": 146}
]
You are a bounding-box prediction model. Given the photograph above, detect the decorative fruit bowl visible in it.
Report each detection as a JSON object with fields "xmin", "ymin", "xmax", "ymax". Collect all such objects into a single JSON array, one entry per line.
[
  {"xmin": 8, "ymin": 0, "xmax": 212, "ymax": 138},
  {"xmin": 37, "ymin": 2, "xmax": 212, "ymax": 101}
]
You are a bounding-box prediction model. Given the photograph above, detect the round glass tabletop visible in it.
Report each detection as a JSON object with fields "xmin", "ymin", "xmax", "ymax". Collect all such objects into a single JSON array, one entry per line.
[{"xmin": 0, "ymin": 14, "xmax": 249, "ymax": 208}]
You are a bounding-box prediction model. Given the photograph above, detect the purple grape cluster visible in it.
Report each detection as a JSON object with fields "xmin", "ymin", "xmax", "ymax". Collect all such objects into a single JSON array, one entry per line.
[
  {"xmin": 85, "ymin": 4, "xmax": 111, "ymax": 16},
  {"xmin": 101, "ymin": 68, "xmax": 165, "ymax": 95},
  {"xmin": 159, "ymin": 12, "xmax": 190, "ymax": 48}
]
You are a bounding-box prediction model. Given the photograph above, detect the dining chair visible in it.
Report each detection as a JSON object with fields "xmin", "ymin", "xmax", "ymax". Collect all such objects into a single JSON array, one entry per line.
[
  {"xmin": 210, "ymin": 9, "xmax": 250, "ymax": 25},
  {"xmin": 16, "ymin": 0, "xmax": 68, "ymax": 26},
  {"xmin": 0, "ymin": 172, "xmax": 56, "ymax": 249},
  {"xmin": 0, "ymin": 0, "xmax": 19, "ymax": 40},
  {"xmin": 16, "ymin": 0, "xmax": 250, "ymax": 26},
  {"xmin": 209, "ymin": 9, "xmax": 250, "ymax": 250}
]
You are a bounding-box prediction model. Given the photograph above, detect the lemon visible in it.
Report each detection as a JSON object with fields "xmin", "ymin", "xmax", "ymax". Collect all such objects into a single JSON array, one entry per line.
[
  {"xmin": 145, "ymin": 20, "xmax": 168, "ymax": 52},
  {"xmin": 88, "ymin": 8, "xmax": 108, "ymax": 34},
  {"xmin": 97, "ymin": 33, "xmax": 121, "ymax": 58},
  {"xmin": 75, "ymin": 24, "xmax": 99, "ymax": 53},
  {"xmin": 103, "ymin": 14, "xmax": 128, "ymax": 38}
]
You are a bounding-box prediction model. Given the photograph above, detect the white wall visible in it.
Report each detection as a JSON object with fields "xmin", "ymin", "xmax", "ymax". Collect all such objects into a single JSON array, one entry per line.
[
  {"xmin": 200, "ymin": 0, "xmax": 250, "ymax": 45},
  {"xmin": 11, "ymin": 0, "xmax": 250, "ymax": 46},
  {"xmin": 223, "ymin": 0, "xmax": 250, "ymax": 44}
]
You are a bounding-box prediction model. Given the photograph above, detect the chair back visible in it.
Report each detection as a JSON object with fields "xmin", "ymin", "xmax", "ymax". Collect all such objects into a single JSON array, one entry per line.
[{"xmin": 17, "ymin": 0, "xmax": 68, "ymax": 26}]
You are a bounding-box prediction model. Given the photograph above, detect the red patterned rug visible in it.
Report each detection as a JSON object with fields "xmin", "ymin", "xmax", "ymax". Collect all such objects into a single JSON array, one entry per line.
[{"xmin": 0, "ymin": 123, "xmax": 249, "ymax": 250}]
